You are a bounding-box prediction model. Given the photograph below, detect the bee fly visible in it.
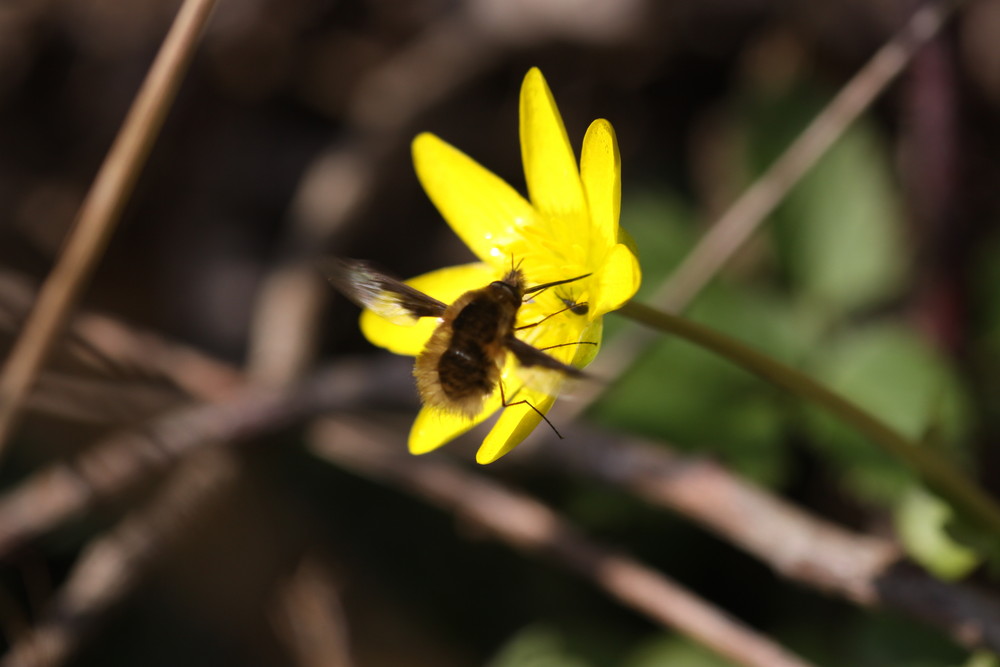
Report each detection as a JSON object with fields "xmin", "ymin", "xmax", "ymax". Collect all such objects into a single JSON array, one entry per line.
[{"xmin": 324, "ymin": 258, "xmax": 595, "ymax": 437}]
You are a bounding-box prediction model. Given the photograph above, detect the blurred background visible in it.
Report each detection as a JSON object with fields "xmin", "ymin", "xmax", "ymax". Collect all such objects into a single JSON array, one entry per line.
[{"xmin": 2, "ymin": 0, "xmax": 1000, "ymax": 665}]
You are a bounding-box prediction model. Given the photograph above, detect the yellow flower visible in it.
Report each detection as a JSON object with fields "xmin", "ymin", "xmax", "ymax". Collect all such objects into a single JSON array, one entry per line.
[{"xmin": 361, "ymin": 67, "xmax": 641, "ymax": 463}]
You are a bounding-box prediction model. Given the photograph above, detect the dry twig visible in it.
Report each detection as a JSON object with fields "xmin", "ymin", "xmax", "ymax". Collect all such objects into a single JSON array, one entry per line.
[
  {"xmin": 654, "ymin": 0, "xmax": 960, "ymax": 313},
  {"xmin": 0, "ymin": 358, "xmax": 410, "ymax": 560},
  {"xmin": 310, "ymin": 417, "xmax": 817, "ymax": 667},
  {"xmin": 271, "ymin": 558, "xmax": 354, "ymax": 667},
  {"xmin": 575, "ymin": 0, "xmax": 963, "ymax": 407},
  {"xmin": 0, "ymin": 350, "xmax": 998, "ymax": 653},
  {"xmin": 533, "ymin": 431, "xmax": 1000, "ymax": 652},
  {"xmin": 0, "ymin": 0, "xmax": 219, "ymax": 460},
  {"xmin": 0, "ymin": 268, "xmax": 244, "ymax": 405}
]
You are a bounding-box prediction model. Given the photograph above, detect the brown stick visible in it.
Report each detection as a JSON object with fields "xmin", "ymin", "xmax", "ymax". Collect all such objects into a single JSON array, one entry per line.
[
  {"xmin": 310, "ymin": 417, "xmax": 817, "ymax": 667},
  {"xmin": 533, "ymin": 430, "xmax": 1000, "ymax": 651},
  {"xmin": 537, "ymin": 433, "xmax": 900, "ymax": 602},
  {"xmin": 0, "ymin": 359, "xmax": 410, "ymax": 559},
  {"xmin": 575, "ymin": 0, "xmax": 963, "ymax": 409},
  {"xmin": 1, "ymin": 356, "xmax": 998, "ymax": 652},
  {"xmin": 656, "ymin": 0, "xmax": 960, "ymax": 313},
  {"xmin": 0, "ymin": 0, "xmax": 218, "ymax": 461},
  {"xmin": 271, "ymin": 558, "xmax": 355, "ymax": 667}
]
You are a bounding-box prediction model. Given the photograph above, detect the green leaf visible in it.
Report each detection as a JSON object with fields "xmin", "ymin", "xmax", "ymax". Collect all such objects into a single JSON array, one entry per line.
[
  {"xmin": 802, "ymin": 323, "xmax": 971, "ymax": 505},
  {"xmin": 619, "ymin": 190, "xmax": 698, "ymax": 295},
  {"xmin": 743, "ymin": 85, "xmax": 907, "ymax": 314},
  {"xmin": 624, "ymin": 636, "xmax": 738, "ymax": 667},
  {"xmin": 777, "ymin": 123, "xmax": 905, "ymax": 311},
  {"xmin": 958, "ymin": 651, "xmax": 1000, "ymax": 667},
  {"xmin": 487, "ymin": 626, "xmax": 591, "ymax": 667},
  {"xmin": 596, "ymin": 283, "xmax": 818, "ymax": 486},
  {"xmin": 896, "ymin": 485, "xmax": 980, "ymax": 580}
]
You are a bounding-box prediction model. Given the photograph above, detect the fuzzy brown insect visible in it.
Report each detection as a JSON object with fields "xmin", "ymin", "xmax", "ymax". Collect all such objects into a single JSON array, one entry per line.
[{"xmin": 325, "ymin": 258, "xmax": 593, "ymax": 432}]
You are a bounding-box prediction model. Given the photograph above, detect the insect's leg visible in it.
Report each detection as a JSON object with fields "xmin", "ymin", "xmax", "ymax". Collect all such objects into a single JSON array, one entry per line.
[
  {"xmin": 537, "ymin": 341, "xmax": 598, "ymax": 352},
  {"xmin": 515, "ymin": 303, "xmax": 582, "ymax": 330},
  {"xmin": 498, "ymin": 380, "xmax": 564, "ymax": 440}
]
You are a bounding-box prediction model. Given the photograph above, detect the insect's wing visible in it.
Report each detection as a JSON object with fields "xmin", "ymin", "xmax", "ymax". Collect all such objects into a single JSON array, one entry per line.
[
  {"xmin": 505, "ymin": 336, "xmax": 588, "ymax": 379},
  {"xmin": 323, "ymin": 258, "xmax": 447, "ymax": 325},
  {"xmin": 505, "ymin": 336, "xmax": 596, "ymax": 398}
]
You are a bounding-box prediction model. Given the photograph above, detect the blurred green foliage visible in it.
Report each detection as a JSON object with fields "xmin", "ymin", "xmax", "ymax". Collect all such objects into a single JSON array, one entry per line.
[
  {"xmin": 896, "ymin": 486, "xmax": 980, "ymax": 580},
  {"xmin": 584, "ymin": 78, "xmax": 990, "ymax": 664}
]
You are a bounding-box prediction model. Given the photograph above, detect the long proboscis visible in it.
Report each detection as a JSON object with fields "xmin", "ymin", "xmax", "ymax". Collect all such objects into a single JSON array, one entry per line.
[{"xmin": 523, "ymin": 273, "xmax": 592, "ymax": 295}]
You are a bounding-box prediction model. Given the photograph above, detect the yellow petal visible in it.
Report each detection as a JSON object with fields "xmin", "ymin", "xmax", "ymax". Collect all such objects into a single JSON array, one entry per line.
[
  {"xmin": 519, "ymin": 68, "xmax": 586, "ymax": 221},
  {"xmin": 360, "ymin": 262, "xmax": 496, "ymax": 355},
  {"xmin": 570, "ymin": 317, "xmax": 603, "ymax": 368},
  {"xmin": 408, "ymin": 262, "xmax": 497, "ymax": 299},
  {"xmin": 617, "ymin": 225, "xmax": 639, "ymax": 258},
  {"xmin": 580, "ymin": 119, "xmax": 620, "ymax": 253},
  {"xmin": 592, "ymin": 243, "xmax": 641, "ymax": 315},
  {"xmin": 360, "ymin": 310, "xmax": 434, "ymax": 356},
  {"xmin": 476, "ymin": 389, "xmax": 557, "ymax": 464},
  {"xmin": 409, "ymin": 398, "xmax": 499, "ymax": 454},
  {"xmin": 413, "ymin": 133, "xmax": 537, "ymax": 264}
]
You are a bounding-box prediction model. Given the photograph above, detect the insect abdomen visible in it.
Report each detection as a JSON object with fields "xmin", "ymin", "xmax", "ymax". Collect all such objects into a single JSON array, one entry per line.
[
  {"xmin": 438, "ymin": 345, "xmax": 495, "ymax": 400},
  {"xmin": 414, "ymin": 292, "xmax": 511, "ymax": 417}
]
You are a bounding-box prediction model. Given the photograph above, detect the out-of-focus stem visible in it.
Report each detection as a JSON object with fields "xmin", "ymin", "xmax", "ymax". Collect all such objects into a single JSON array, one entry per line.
[{"xmin": 618, "ymin": 299, "xmax": 1000, "ymax": 536}]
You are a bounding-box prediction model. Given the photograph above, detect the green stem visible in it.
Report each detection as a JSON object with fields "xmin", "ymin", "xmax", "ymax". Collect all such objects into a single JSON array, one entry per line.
[{"xmin": 618, "ymin": 299, "xmax": 1000, "ymax": 536}]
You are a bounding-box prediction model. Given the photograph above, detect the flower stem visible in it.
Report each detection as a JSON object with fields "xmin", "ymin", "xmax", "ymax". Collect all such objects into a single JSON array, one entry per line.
[{"xmin": 618, "ymin": 299, "xmax": 1000, "ymax": 536}]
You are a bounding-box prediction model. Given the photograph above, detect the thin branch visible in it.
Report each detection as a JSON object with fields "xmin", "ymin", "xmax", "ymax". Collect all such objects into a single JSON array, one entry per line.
[
  {"xmin": 616, "ymin": 299, "xmax": 1000, "ymax": 536},
  {"xmin": 0, "ymin": 0, "xmax": 218, "ymax": 461},
  {"xmin": 309, "ymin": 417, "xmax": 817, "ymax": 667},
  {"xmin": 532, "ymin": 430, "xmax": 1000, "ymax": 653},
  {"xmin": 2, "ymin": 350, "xmax": 999, "ymax": 652},
  {"xmin": 73, "ymin": 311, "xmax": 245, "ymax": 402},
  {"xmin": 0, "ymin": 269, "xmax": 244, "ymax": 404},
  {"xmin": 655, "ymin": 0, "xmax": 960, "ymax": 313},
  {"xmin": 573, "ymin": 0, "xmax": 963, "ymax": 409},
  {"xmin": 532, "ymin": 432, "xmax": 898, "ymax": 604},
  {"xmin": 0, "ymin": 358, "xmax": 411, "ymax": 559},
  {"xmin": 271, "ymin": 557, "xmax": 355, "ymax": 667}
]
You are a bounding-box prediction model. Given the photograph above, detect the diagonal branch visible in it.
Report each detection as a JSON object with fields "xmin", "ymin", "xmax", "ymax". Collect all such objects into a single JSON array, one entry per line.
[
  {"xmin": 532, "ymin": 429, "xmax": 1000, "ymax": 652},
  {"xmin": 615, "ymin": 299, "xmax": 1000, "ymax": 536},
  {"xmin": 0, "ymin": 0, "xmax": 218, "ymax": 462},
  {"xmin": 575, "ymin": 0, "xmax": 963, "ymax": 407},
  {"xmin": 270, "ymin": 557, "xmax": 355, "ymax": 667},
  {"xmin": 653, "ymin": 0, "xmax": 961, "ymax": 314},
  {"xmin": 0, "ymin": 352, "xmax": 998, "ymax": 652},
  {"xmin": 0, "ymin": 358, "xmax": 411, "ymax": 559},
  {"xmin": 310, "ymin": 417, "xmax": 817, "ymax": 667}
]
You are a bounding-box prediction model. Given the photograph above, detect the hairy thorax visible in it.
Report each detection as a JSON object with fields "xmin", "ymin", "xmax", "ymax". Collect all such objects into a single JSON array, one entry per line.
[{"xmin": 415, "ymin": 281, "xmax": 520, "ymax": 417}]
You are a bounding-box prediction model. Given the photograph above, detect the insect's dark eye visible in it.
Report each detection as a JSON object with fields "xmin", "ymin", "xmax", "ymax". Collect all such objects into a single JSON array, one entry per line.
[{"xmin": 490, "ymin": 281, "xmax": 520, "ymax": 300}]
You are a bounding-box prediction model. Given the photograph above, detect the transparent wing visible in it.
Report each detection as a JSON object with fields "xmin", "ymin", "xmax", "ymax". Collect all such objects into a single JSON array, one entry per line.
[
  {"xmin": 505, "ymin": 336, "xmax": 587, "ymax": 378},
  {"xmin": 504, "ymin": 334, "xmax": 602, "ymax": 398},
  {"xmin": 323, "ymin": 258, "xmax": 447, "ymax": 326},
  {"xmin": 503, "ymin": 336, "xmax": 586, "ymax": 396}
]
